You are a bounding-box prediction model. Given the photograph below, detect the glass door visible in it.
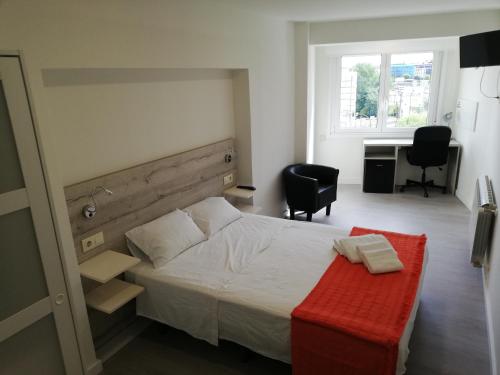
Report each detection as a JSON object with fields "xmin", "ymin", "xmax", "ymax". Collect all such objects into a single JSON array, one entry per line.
[{"xmin": 0, "ymin": 57, "xmax": 82, "ymax": 374}]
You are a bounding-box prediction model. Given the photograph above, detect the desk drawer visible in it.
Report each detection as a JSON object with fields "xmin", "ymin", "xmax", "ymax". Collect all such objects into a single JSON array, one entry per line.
[{"xmin": 363, "ymin": 159, "xmax": 395, "ymax": 193}]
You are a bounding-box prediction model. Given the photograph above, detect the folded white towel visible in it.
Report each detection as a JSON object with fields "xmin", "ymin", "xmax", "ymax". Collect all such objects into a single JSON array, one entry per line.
[
  {"xmin": 358, "ymin": 235, "xmax": 392, "ymax": 250},
  {"xmin": 334, "ymin": 234, "xmax": 387, "ymax": 263},
  {"xmin": 333, "ymin": 240, "xmax": 344, "ymax": 255},
  {"xmin": 334, "ymin": 234, "xmax": 404, "ymax": 274},
  {"xmin": 357, "ymin": 241, "xmax": 404, "ymax": 274}
]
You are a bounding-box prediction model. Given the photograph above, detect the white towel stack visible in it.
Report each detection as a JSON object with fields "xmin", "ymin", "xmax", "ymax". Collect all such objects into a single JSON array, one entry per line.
[
  {"xmin": 334, "ymin": 234, "xmax": 382, "ymax": 263},
  {"xmin": 334, "ymin": 234, "xmax": 404, "ymax": 274}
]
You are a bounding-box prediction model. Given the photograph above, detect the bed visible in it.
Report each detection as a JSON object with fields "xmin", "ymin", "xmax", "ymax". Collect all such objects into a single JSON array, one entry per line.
[{"xmin": 126, "ymin": 213, "xmax": 427, "ymax": 374}]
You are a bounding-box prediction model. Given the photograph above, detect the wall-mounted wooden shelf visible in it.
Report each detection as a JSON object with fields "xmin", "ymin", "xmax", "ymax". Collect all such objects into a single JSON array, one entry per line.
[
  {"xmin": 235, "ymin": 203, "xmax": 262, "ymax": 214},
  {"xmin": 224, "ymin": 186, "xmax": 254, "ymax": 199},
  {"xmin": 79, "ymin": 250, "xmax": 140, "ymax": 283},
  {"xmin": 80, "ymin": 250, "xmax": 144, "ymax": 314},
  {"xmin": 85, "ymin": 278, "xmax": 144, "ymax": 314}
]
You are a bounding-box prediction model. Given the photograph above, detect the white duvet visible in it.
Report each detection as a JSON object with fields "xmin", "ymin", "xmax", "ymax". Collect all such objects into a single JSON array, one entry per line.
[{"xmin": 126, "ymin": 214, "xmax": 426, "ymax": 374}]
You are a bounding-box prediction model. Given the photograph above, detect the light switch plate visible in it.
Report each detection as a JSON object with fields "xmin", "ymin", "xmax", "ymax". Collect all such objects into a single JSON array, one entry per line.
[
  {"xmin": 82, "ymin": 231, "xmax": 104, "ymax": 253},
  {"xmin": 223, "ymin": 173, "xmax": 234, "ymax": 185}
]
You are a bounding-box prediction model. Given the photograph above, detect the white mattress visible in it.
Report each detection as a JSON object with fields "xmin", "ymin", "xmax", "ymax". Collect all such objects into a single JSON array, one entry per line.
[{"xmin": 126, "ymin": 214, "xmax": 426, "ymax": 374}]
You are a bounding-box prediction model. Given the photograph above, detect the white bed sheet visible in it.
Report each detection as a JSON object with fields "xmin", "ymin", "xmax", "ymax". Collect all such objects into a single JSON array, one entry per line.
[
  {"xmin": 126, "ymin": 214, "xmax": 426, "ymax": 374},
  {"xmin": 127, "ymin": 214, "xmax": 292, "ymax": 344}
]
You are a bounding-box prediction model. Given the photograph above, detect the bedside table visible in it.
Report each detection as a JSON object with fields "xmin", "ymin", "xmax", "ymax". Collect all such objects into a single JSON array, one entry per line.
[
  {"xmin": 234, "ymin": 203, "xmax": 262, "ymax": 214},
  {"xmin": 80, "ymin": 250, "xmax": 144, "ymax": 314},
  {"xmin": 224, "ymin": 186, "xmax": 261, "ymax": 214},
  {"xmin": 223, "ymin": 186, "xmax": 255, "ymax": 199}
]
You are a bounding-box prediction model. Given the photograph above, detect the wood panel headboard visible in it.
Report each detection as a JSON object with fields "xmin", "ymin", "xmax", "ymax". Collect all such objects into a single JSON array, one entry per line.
[{"xmin": 65, "ymin": 139, "xmax": 236, "ymax": 263}]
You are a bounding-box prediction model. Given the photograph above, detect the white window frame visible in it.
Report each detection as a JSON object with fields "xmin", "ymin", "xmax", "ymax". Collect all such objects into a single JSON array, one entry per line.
[{"xmin": 330, "ymin": 50, "xmax": 443, "ymax": 136}]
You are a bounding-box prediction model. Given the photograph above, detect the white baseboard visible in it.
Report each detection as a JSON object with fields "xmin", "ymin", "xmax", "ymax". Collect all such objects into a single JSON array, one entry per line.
[
  {"xmin": 96, "ymin": 318, "xmax": 152, "ymax": 364},
  {"xmin": 483, "ymin": 270, "xmax": 497, "ymax": 375},
  {"xmin": 85, "ymin": 360, "xmax": 103, "ymax": 375},
  {"xmin": 338, "ymin": 178, "xmax": 361, "ymax": 185},
  {"xmin": 455, "ymin": 188, "xmax": 473, "ymax": 210}
]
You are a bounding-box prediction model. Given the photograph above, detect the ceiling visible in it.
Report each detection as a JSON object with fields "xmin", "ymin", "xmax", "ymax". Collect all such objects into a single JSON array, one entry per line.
[{"xmin": 222, "ymin": 0, "xmax": 500, "ymax": 22}]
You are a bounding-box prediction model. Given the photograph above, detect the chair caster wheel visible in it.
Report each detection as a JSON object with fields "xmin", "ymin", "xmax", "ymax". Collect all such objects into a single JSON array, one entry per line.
[
  {"xmin": 424, "ymin": 192, "xmax": 429, "ymax": 198},
  {"xmin": 400, "ymin": 187, "xmax": 405, "ymax": 192}
]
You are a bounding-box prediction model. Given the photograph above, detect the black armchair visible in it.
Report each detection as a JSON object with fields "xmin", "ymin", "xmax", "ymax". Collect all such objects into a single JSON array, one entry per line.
[{"xmin": 283, "ymin": 163, "xmax": 339, "ymax": 221}]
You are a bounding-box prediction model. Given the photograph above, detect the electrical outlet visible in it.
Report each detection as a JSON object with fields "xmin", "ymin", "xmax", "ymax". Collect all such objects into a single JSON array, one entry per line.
[
  {"xmin": 223, "ymin": 173, "xmax": 234, "ymax": 185},
  {"xmin": 81, "ymin": 231, "xmax": 104, "ymax": 253}
]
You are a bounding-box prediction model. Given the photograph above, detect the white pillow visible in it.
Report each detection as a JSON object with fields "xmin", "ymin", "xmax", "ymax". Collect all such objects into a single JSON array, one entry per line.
[
  {"xmin": 125, "ymin": 237, "xmax": 149, "ymax": 262},
  {"xmin": 125, "ymin": 209, "xmax": 206, "ymax": 268},
  {"xmin": 184, "ymin": 197, "xmax": 242, "ymax": 237}
]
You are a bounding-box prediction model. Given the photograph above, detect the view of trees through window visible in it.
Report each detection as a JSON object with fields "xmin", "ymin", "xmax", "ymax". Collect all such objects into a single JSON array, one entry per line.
[
  {"xmin": 339, "ymin": 55, "xmax": 381, "ymax": 129},
  {"xmin": 338, "ymin": 52, "xmax": 434, "ymax": 131},
  {"xmin": 354, "ymin": 63, "xmax": 379, "ymax": 119},
  {"xmin": 387, "ymin": 52, "xmax": 433, "ymax": 128}
]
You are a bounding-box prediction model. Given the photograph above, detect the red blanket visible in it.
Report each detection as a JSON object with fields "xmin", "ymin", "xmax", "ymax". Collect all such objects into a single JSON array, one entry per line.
[{"xmin": 291, "ymin": 227, "xmax": 426, "ymax": 375}]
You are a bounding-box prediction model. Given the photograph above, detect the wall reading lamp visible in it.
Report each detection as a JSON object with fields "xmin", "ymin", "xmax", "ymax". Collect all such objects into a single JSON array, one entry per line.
[{"xmin": 82, "ymin": 186, "xmax": 113, "ymax": 219}]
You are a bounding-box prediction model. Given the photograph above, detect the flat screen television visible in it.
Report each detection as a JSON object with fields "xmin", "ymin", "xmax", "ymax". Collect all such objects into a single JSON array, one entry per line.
[{"xmin": 460, "ymin": 29, "xmax": 500, "ymax": 68}]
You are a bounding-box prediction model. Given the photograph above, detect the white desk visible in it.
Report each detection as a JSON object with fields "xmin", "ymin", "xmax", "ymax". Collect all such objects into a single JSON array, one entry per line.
[
  {"xmin": 362, "ymin": 138, "xmax": 461, "ymax": 195},
  {"xmin": 363, "ymin": 138, "xmax": 460, "ymax": 147}
]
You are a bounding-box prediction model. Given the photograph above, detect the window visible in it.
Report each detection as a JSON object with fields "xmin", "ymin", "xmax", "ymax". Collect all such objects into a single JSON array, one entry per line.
[
  {"xmin": 332, "ymin": 51, "xmax": 440, "ymax": 134},
  {"xmin": 339, "ymin": 55, "xmax": 381, "ymax": 130},
  {"xmin": 387, "ymin": 52, "xmax": 433, "ymax": 128}
]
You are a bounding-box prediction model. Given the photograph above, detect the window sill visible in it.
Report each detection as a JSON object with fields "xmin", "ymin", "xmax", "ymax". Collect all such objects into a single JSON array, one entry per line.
[{"xmin": 326, "ymin": 129, "xmax": 417, "ymax": 139}]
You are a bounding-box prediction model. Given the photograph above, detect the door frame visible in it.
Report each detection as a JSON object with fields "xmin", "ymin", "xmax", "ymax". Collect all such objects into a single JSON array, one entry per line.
[{"xmin": 0, "ymin": 51, "xmax": 101, "ymax": 375}]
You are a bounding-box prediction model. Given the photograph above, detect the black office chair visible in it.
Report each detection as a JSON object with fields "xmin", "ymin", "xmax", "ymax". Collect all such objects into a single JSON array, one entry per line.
[
  {"xmin": 400, "ymin": 126, "xmax": 452, "ymax": 198},
  {"xmin": 283, "ymin": 163, "xmax": 339, "ymax": 221}
]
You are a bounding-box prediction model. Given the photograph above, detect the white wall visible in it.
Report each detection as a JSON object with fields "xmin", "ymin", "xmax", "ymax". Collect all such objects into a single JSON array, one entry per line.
[
  {"xmin": 0, "ymin": 0, "xmax": 295, "ymax": 216},
  {"xmin": 294, "ymin": 22, "xmax": 309, "ymax": 163},
  {"xmin": 0, "ymin": 1, "xmax": 295, "ymax": 373},
  {"xmin": 43, "ymin": 69, "xmax": 236, "ymax": 185},
  {"xmin": 312, "ymin": 37, "xmax": 460, "ymax": 184},
  {"xmin": 454, "ymin": 66, "xmax": 500, "ymax": 375},
  {"xmin": 232, "ymin": 69, "xmax": 253, "ymax": 186},
  {"xmin": 310, "ymin": 10, "xmax": 500, "ymax": 45}
]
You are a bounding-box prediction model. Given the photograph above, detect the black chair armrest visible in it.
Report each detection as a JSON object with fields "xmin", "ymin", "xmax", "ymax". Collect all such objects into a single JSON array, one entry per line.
[{"xmin": 305, "ymin": 165, "xmax": 339, "ymax": 185}]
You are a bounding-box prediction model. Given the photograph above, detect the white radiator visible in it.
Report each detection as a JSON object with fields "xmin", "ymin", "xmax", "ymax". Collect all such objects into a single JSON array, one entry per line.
[{"xmin": 470, "ymin": 175, "xmax": 497, "ymax": 267}]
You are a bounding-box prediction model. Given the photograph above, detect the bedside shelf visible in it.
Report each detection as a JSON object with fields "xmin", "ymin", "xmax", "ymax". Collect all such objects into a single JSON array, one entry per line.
[
  {"xmin": 224, "ymin": 186, "xmax": 254, "ymax": 199},
  {"xmin": 85, "ymin": 278, "xmax": 144, "ymax": 314},
  {"xmin": 235, "ymin": 203, "xmax": 262, "ymax": 214},
  {"xmin": 80, "ymin": 250, "xmax": 140, "ymax": 283}
]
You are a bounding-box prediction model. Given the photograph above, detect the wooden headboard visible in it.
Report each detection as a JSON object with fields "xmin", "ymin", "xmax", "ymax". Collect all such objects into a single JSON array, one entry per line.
[{"xmin": 65, "ymin": 139, "xmax": 236, "ymax": 263}]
